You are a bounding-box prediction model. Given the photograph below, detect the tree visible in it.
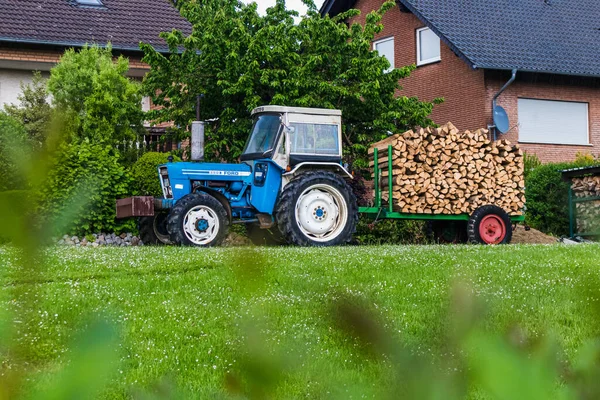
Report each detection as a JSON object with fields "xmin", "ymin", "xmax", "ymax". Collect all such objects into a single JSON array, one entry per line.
[
  {"xmin": 141, "ymin": 0, "xmax": 439, "ymax": 168},
  {"xmin": 3, "ymin": 71, "xmax": 52, "ymax": 150},
  {"xmin": 47, "ymin": 45, "xmax": 145, "ymax": 147}
]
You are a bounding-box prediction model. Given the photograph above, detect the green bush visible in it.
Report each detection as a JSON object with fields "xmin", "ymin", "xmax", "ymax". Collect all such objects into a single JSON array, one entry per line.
[
  {"xmin": 38, "ymin": 139, "xmax": 133, "ymax": 236},
  {"xmin": 130, "ymin": 152, "xmax": 181, "ymax": 197},
  {"xmin": 525, "ymin": 156, "xmax": 599, "ymax": 236}
]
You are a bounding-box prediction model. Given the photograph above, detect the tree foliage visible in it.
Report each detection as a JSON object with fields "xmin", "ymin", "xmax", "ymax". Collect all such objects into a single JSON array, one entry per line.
[
  {"xmin": 3, "ymin": 71, "xmax": 52, "ymax": 150},
  {"xmin": 48, "ymin": 45, "xmax": 145, "ymax": 147},
  {"xmin": 141, "ymin": 0, "xmax": 438, "ymax": 167}
]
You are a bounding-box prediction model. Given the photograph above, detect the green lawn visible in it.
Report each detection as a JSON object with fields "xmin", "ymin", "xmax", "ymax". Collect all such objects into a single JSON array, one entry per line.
[{"xmin": 1, "ymin": 244, "xmax": 600, "ymax": 398}]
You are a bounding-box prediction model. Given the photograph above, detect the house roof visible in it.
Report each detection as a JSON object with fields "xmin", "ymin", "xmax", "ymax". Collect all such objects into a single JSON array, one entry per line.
[
  {"xmin": 320, "ymin": 0, "xmax": 600, "ymax": 78},
  {"xmin": 0, "ymin": 0, "xmax": 191, "ymax": 53}
]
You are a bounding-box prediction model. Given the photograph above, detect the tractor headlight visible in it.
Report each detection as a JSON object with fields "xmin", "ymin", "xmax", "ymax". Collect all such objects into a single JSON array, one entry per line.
[{"xmin": 159, "ymin": 167, "xmax": 173, "ymax": 199}]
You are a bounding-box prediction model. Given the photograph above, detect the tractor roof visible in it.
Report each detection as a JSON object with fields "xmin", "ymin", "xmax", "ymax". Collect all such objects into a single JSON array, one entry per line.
[{"xmin": 251, "ymin": 106, "xmax": 342, "ymax": 117}]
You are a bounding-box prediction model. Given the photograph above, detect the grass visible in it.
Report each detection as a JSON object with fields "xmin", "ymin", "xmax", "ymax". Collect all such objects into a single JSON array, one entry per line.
[{"xmin": 1, "ymin": 243, "xmax": 600, "ymax": 398}]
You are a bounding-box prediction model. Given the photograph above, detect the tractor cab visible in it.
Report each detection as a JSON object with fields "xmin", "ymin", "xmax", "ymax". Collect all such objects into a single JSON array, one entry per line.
[{"xmin": 241, "ymin": 106, "xmax": 343, "ymax": 171}]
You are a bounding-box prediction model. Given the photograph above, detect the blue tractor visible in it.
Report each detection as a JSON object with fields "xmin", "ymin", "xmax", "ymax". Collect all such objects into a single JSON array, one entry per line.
[{"xmin": 118, "ymin": 106, "xmax": 358, "ymax": 247}]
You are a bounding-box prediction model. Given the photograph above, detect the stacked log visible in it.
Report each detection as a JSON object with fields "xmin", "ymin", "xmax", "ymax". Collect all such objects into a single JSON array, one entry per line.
[
  {"xmin": 368, "ymin": 122, "xmax": 525, "ymax": 215},
  {"xmin": 571, "ymin": 176, "xmax": 600, "ymax": 233}
]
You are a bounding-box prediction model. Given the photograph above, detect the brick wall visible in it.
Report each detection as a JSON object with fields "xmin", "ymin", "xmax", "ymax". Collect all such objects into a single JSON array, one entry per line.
[
  {"xmin": 485, "ymin": 71, "xmax": 600, "ymax": 163},
  {"xmin": 0, "ymin": 46, "xmax": 148, "ymax": 72},
  {"xmin": 350, "ymin": 0, "xmax": 488, "ymax": 131}
]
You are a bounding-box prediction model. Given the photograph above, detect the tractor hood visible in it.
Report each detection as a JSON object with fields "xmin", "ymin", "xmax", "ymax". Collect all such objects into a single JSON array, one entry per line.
[
  {"xmin": 160, "ymin": 161, "xmax": 253, "ymax": 201},
  {"xmin": 165, "ymin": 161, "xmax": 252, "ymax": 181}
]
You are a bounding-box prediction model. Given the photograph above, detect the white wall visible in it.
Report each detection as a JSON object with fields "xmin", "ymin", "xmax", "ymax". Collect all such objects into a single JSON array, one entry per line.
[{"xmin": 0, "ymin": 69, "xmax": 49, "ymax": 108}]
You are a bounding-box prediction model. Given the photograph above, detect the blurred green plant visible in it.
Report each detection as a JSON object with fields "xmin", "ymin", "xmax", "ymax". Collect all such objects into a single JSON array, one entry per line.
[
  {"xmin": 0, "ymin": 115, "xmax": 121, "ymax": 399},
  {"xmin": 131, "ymin": 152, "xmax": 181, "ymax": 197}
]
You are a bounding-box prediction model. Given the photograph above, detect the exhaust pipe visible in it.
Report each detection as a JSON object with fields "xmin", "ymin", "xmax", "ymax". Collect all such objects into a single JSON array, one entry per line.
[
  {"xmin": 191, "ymin": 94, "xmax": 204, "ymax": 162},
  {"xmin": 191, "ymin": 121, "xmax": 204, "ymax": 161}
]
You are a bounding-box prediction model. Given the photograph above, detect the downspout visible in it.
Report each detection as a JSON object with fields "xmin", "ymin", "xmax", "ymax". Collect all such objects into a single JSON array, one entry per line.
[{"xmin": 490, "ymin": 69, "xmax": 517, "ymax": 140}]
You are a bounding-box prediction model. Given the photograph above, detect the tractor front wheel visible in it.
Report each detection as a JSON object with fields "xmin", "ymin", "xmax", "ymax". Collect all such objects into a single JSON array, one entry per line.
[
  {"xmin": 139, "ymin": 211, "xmax": 172, "ymax": 245},
  {"xmin": 467, "ymin": 205, "xmax": 512, "ymax": 245},
  {"xmin": 276, "ymin": 171, "xmax": 358, "ymax": 246},
  {"xmin": 167, "ymin": 193, "xmax": 229, "ymax": 247}
]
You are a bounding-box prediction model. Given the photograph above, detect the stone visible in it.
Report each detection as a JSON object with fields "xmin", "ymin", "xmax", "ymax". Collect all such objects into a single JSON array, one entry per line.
[
  {"xmin": 120, "ymin": 233, "xmax": 127, "ymax": 239},
  {"xmin": 63, "ymin": 234, "xmax": 69, "ymax": 240},
  {"xmin": 98, "ymin": 235, "xmax": 105, "ymax": 242},
  {"xmin": 91, "ymin": 242, "xmax": 100, "ymax": 248},
  {"xmin": 131, "ymin": 237, "xmax": 140, "ymax": 246}
]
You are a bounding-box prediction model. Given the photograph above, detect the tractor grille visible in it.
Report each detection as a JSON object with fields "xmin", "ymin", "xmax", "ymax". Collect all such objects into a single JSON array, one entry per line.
[{"xmin": 159, "ymin": 167, "xmax": 173, "ymax": 199}]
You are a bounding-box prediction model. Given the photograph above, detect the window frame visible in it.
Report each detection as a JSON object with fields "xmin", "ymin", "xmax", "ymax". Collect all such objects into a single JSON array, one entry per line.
[
  {"xmin": 372, "ymin": 36, "xmax": 395, "ymax": 73},
  {"xmin": 76, "ymin": 0, "xmax": 104, "ymax": 7},
  {"xmin": 517, "ymin": 98, "xmax": 591, "ymax": 146},
  {"xmin": 416, "ymin": 27, "xmax": 441, "ymax": 66}
]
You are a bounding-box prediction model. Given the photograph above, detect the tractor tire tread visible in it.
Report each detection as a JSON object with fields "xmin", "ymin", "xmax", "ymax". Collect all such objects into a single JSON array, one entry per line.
[
  {"xmin": 467, "ymin": 204, "xmax": 512, "ymax": 245},
  {"xmin": 167, "ymin": 193, "xmax": 229, "ymax": 246}
]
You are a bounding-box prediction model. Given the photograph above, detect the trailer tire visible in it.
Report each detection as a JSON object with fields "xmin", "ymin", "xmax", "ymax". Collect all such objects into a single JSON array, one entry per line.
[
  {"xmin": 467, "ymin": 205, "xmax": 512, "ymax": 245},
  {"xmin": 246, "ymin": 224, "xmax": 284, "ymax": 246},
  {"xmin": 168, "ymin": 193, "xmax": 229, "ymax": 247},
  {"xmin": 276, "ymin": 171, "xmax": 358, "ymax": 246},
  {"xmin": 139, "ymin": 211, "xmax": 172, "ymax": 245}
]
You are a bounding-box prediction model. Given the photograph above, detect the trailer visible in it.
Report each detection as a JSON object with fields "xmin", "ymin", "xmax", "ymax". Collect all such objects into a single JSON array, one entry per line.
[{"xmin": 360, "ymin": 146, "xmax": 525, "ymax": 245}]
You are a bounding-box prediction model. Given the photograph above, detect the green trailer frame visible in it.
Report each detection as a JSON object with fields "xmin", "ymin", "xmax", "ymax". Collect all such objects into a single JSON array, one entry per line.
[{"xmin": 358, "ymin": 145, "xmax": 526, "ymax": 223}]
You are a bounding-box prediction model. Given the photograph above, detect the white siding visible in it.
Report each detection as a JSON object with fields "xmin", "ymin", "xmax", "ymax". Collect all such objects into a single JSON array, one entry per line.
[
  {"xmin": 518, "ymin": 98, "xmax": 589, "ymax": 145},
  {"xmin": 0, "ymin": 69, "xmax": 47, "ymax": 108}
]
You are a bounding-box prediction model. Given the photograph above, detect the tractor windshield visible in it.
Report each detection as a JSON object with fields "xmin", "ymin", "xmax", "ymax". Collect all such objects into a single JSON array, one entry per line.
[{"xmin": 241, "ymin": 113, "xmax": 282, "ymax": 160}]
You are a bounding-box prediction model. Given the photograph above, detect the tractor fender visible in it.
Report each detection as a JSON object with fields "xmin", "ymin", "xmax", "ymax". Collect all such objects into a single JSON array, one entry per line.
[
  {"xmin": 193, "ymin": 187, "xmax": 233, "ymax": 223},
  {"xmin": 283, "ymin": 162, "xmax": 353, "ymax": 180}
]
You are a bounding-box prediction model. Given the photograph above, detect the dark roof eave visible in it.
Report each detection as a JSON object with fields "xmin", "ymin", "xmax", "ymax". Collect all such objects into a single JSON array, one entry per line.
[
  {"xmin": 0, "ymin": 36, "xmax": 177, "ymax": 55},
  {"xmin": 561, "ymin": 165, "xmax": 600, "ymax": 180},
  {"xmin": 477, "ymin": 65, "xmax": 600, "ymax": 79}
]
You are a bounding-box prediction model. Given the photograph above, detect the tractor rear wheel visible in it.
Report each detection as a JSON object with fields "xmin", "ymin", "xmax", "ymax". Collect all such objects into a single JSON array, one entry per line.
[
  {"xmin": 276, "ymin": 171, "xmax": 358, "ymax": 246},
  {"xmin": 246, "ymin": 224, "xmax": 284, "ymax": 246},
  {"xmin": 467, "ymin": 205, "xmax": 512, "ymax": 245},
  {"xmin": 139, "ymin": 211, "xmax": 172, "ymax": 245},
  {"xmin": 167, "ymin": 193, "xmax": 229, "ymax": 247}
]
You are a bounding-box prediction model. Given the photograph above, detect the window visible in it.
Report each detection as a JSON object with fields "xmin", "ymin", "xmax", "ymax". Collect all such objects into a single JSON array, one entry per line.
[
  {"xmin": 373, "ymin": 37, "xmax": 394, "ymax": 72},
  {"xmin": 518, "ymin": 98, "xmax": 589, "ymax": 145},
  {"xmin": 76, "ymin": 0, "xmax": 103, "ymax": 6},
  {"xmin": 416, "ymin": 27, "xmax": 441, "ymax": 66},
  {"xmin": 289, "ymin": 123, "xmax": 339, "ymax": 155},
  {"xmin": 141, "ymin": 96, "xmax": 151, "ymax": 112}
]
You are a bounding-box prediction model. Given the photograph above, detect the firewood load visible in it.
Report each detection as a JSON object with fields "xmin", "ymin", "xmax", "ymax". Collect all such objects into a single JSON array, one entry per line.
[
  {"xmin": 571, "ymin": 176, "xmax": 600, "ymax": 233},
  {"xmin": 368, "ymin": 122, "xmax": 525, "ymax": 215}
]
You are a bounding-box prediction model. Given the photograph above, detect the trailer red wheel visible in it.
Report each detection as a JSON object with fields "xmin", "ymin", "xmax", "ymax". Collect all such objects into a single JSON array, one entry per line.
[
  {"xmin": 467, "ymin": 205, "xmax": 512, "ymax": 245},
  {"xmin": 478, "ymin": 215, "xmax": 506, "ymax": 244}
]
